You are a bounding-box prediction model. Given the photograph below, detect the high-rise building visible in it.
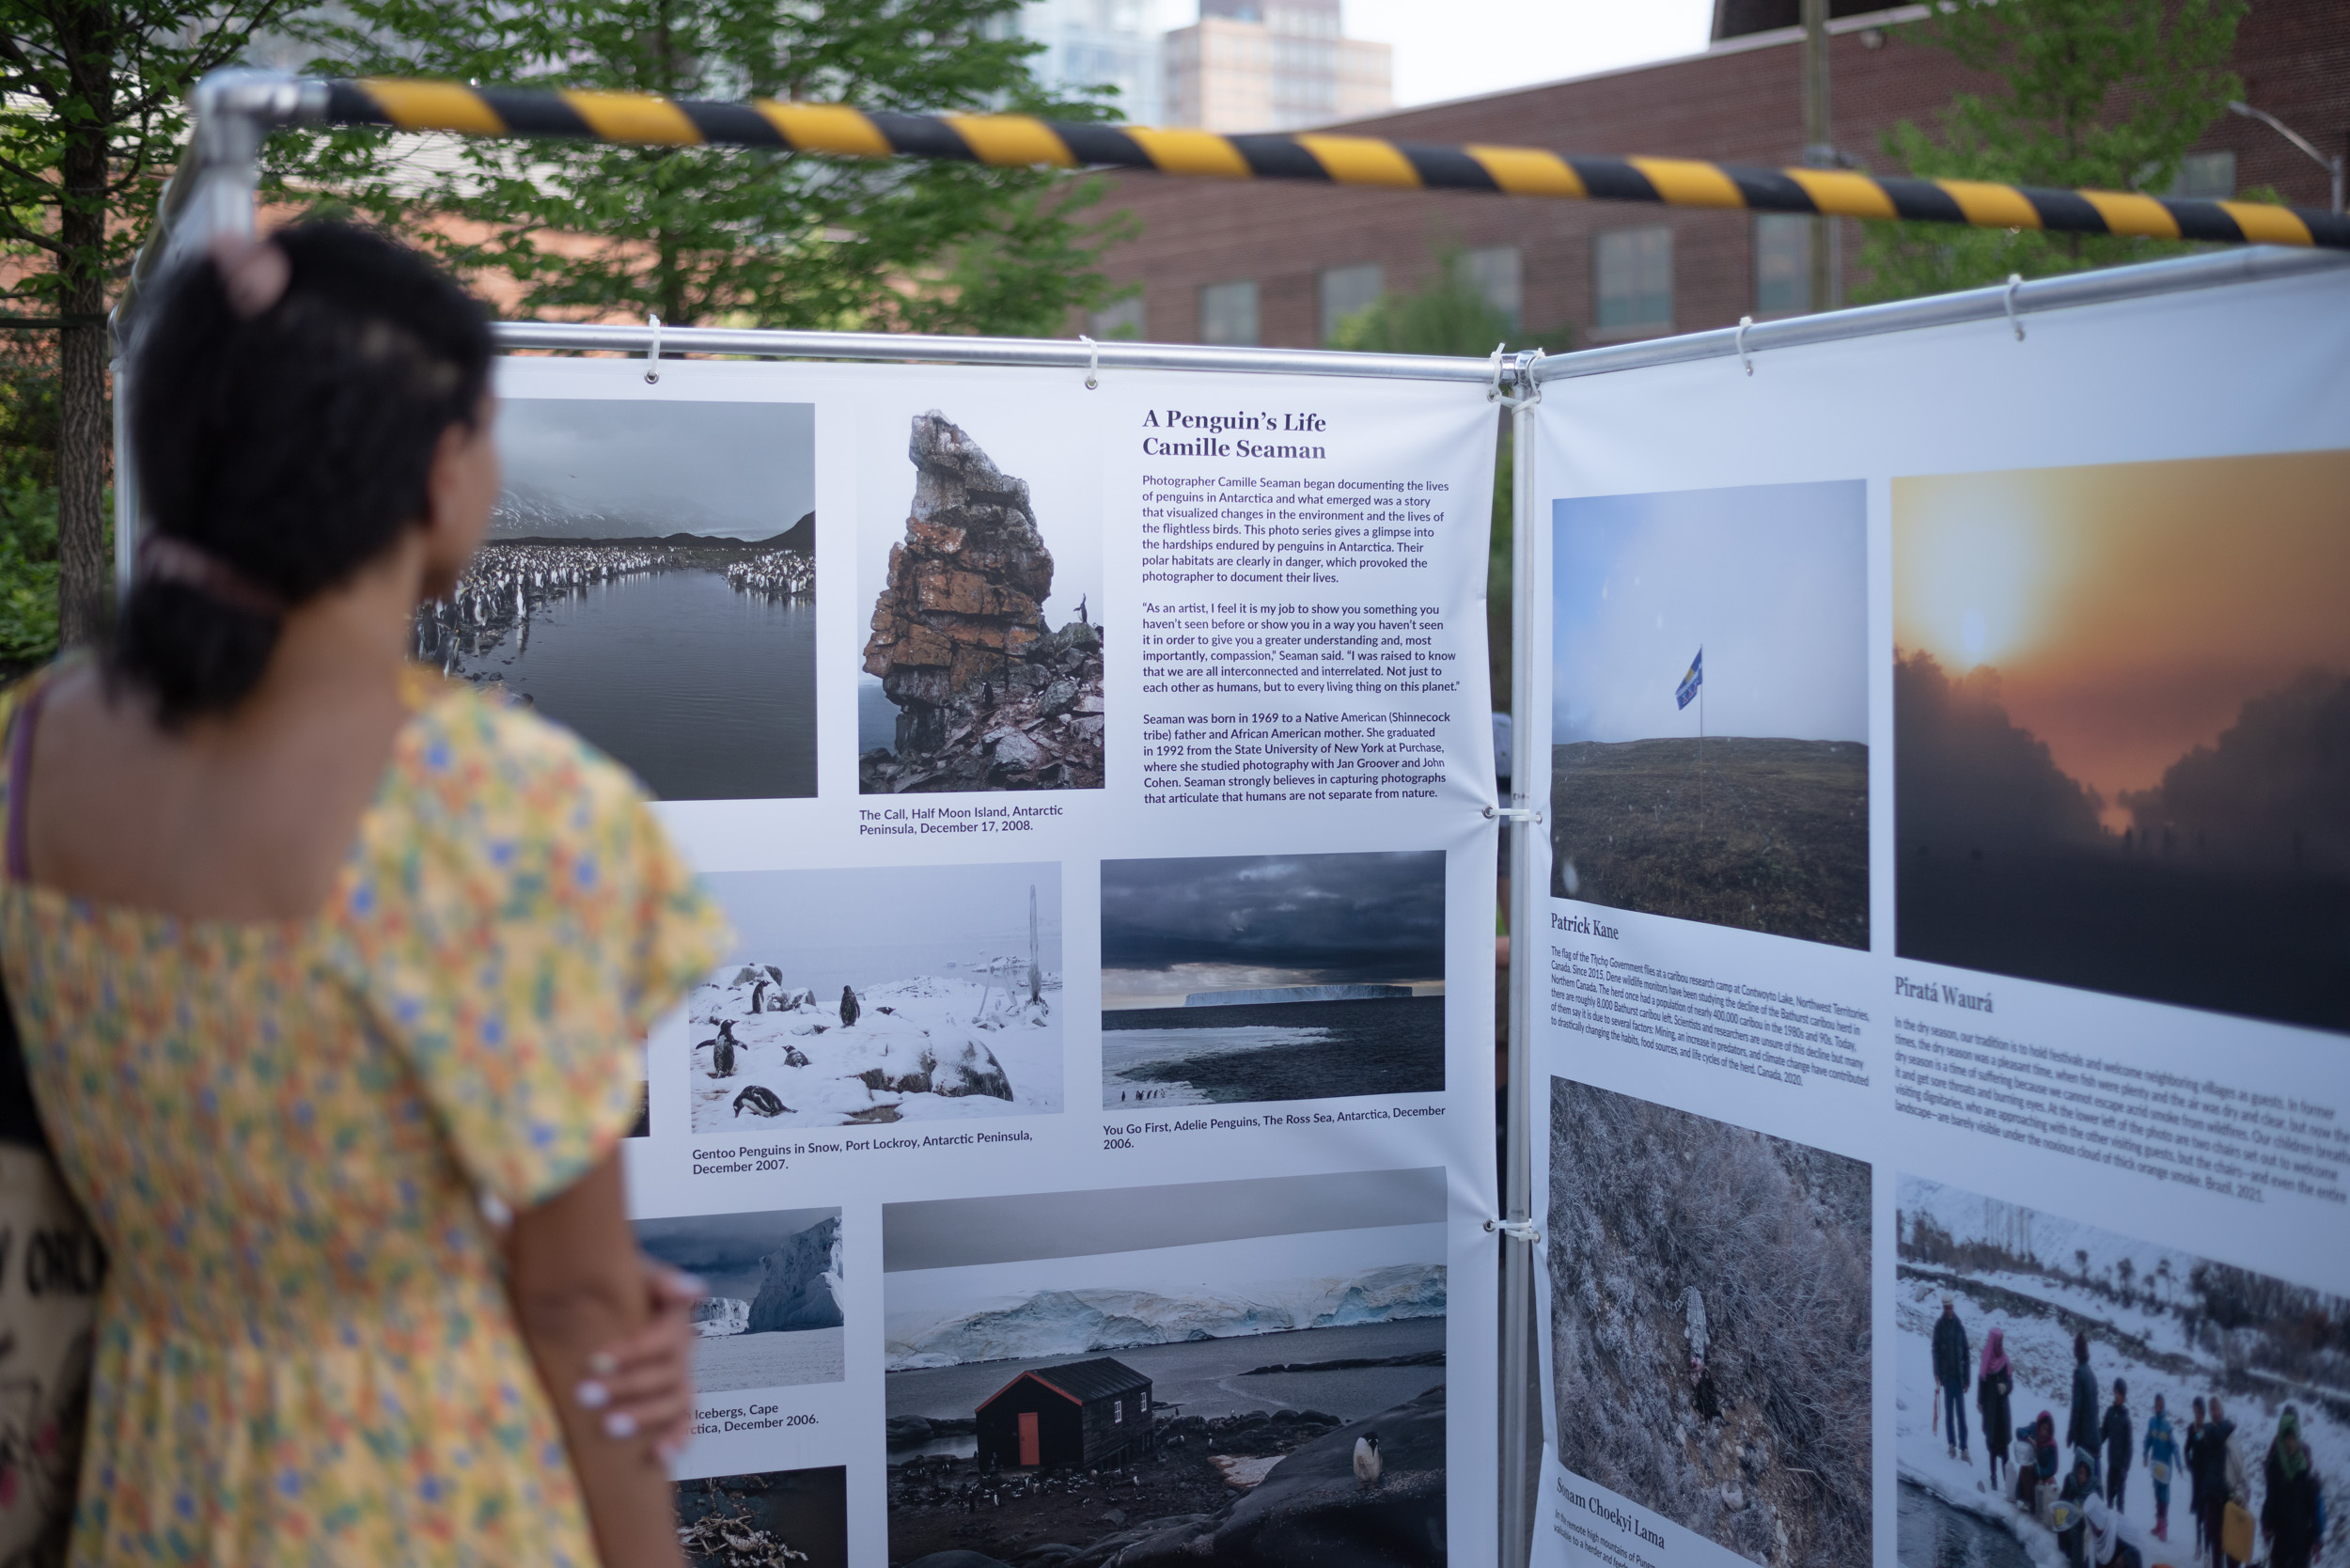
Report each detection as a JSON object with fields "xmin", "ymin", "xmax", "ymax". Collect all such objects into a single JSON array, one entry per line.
[
  {"xmin": 1014, "ymin": 0, "xmax": 1164, "ymax": 126},
  {"xmin": 1164, "ymin": 0, "xmax": 1392, "ymax": 133}
]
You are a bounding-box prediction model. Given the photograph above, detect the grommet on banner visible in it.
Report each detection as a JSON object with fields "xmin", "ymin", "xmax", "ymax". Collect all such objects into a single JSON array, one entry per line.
[
  {"xmin": 644, "ymin": 313, "xmax": 663, "ymax": 384},
  {"xmin": 1735, "ymin": 314, "xmax": 1755, "ymax": 376},
  {"xmin": 1079, "ymin": 333, "xmax": 1099, "ymax": 390},
  {"xmin": 1486, "ymin": 341, "xmax": 1508, "ymax": 402},
  {"xmin": 1486, "ymin": 1217, "xmax": 1541, "ymax": 1244},
  {"xmin": 1484, "ymin": 804, "xmax": 1542, "ymax": 823},
  {"xmin": 2005, "ymin": 274, "xmax": 2027, "ymax": 341}
]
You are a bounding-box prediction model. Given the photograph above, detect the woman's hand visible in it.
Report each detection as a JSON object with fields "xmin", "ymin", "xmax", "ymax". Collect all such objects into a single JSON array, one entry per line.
[{"xmin": 576, "ymin": 1259, "xmax": 703, "ymax": 1463}]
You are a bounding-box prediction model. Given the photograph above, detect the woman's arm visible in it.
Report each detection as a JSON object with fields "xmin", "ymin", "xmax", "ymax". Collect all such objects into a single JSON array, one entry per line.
[{"xmin": 509, "ymin": 1152, "xmax": 683, "ymax": 1568}]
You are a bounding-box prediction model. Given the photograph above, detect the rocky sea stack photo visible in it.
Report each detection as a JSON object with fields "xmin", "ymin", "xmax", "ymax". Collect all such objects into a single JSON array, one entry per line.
[{"xmin": 862, "ymin": 413, "xmax": 1104, "ymax": 793}]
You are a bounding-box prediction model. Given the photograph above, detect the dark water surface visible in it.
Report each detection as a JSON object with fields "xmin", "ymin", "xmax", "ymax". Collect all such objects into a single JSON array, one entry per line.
[
  {"xmin": 1897, "ymin": 1480, "xmax": 2035, "ymax": 1568},
  {"xmin": 1102, "ymin": 996, "xmax": 1446, "ymax": 1105},
  {"xmin": 452, "ymin": 569, "xmax": 815, "ymax": 800}
]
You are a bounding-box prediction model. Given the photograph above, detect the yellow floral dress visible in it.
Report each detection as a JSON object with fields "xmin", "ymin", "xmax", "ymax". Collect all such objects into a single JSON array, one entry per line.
[{"xmin": 0, "ymin": 671, "xmax": 729, "ymax": 1565}]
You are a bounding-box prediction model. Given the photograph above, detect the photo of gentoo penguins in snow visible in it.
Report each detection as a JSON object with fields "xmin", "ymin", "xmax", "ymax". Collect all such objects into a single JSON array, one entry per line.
[
  {"xmin": 1897, "ymin": 1175, "xmax": 2343, "ymax": 1568},
  {"xmin": 860, "ymin": 410, "xmax": 1104, "ymax": 793},
  {"xmin": 416, "ymin": 396, "xmax": 818, "ymax": 801},
  {"xmin": 633, "ymin": 1207, "xmax": 845, "ymax": 1393},
  {"xmin": 1548, "ymin": 1078, "xmax": 1872, "ymax": 1567},
  {"xmin": 883, "ymin": 1168, "xmax": 1449, "ymax": 1567},
  {"xmin": 1100, "ymin": 852, "xmax": 1446, "ymax": 1107},
  {"xmin": 685, "ymin": 861, "xmax": 1062, "ymax": 1132}
]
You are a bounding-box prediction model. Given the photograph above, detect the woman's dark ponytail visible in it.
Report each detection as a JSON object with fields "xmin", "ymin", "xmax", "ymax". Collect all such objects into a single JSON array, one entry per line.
[{"xmin": 114, "ymin": 225, "xmax": 493, "ymax": 726}]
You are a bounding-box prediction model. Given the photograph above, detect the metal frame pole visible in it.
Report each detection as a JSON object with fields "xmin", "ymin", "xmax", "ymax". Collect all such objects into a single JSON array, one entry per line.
[{"xmin": 1498, "ymin": 360, "xmax": 1543, "ymax": 1567}]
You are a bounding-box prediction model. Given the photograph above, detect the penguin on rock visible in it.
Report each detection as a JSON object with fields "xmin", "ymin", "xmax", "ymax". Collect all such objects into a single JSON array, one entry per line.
[{"xmin": 1354, "ymin": 1432, "xmax": 1382, "ymax": 1489}]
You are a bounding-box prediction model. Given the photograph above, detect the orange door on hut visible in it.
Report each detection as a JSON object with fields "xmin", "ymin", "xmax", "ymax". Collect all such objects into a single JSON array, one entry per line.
[{"xmin": 1017, "ymin": 1412, "xmax": 1041, "ymax": 1467}]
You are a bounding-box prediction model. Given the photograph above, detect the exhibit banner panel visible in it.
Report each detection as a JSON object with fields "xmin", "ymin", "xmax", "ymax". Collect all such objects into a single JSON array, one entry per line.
[
  {"xmin": 467, "ymin": 353, "xmax": 1503, "ymax": 1568},
  {"xmin": 1521, "ymin": 261, "xmax": 2350, "ymax": 1568}
]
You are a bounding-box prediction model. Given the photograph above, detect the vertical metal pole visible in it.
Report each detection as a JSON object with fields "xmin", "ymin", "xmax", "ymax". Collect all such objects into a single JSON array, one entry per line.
[
  {"xmin": 1500, "ymin": 373, "xmax": 1542, "ymax": 1567},
  {"xmin": 1800, "ymin": 0, "xmax": 1839, "ymax": 313}
]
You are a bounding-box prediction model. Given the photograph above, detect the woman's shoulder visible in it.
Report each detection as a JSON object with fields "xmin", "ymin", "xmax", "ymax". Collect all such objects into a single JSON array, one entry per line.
[
  {"xmin": 349, "ymin": 673, "xmax": 660, "ymax": 905},
  {"xmin": 395, "ymin": 672, "xmax": 647, "ymax": 823}
]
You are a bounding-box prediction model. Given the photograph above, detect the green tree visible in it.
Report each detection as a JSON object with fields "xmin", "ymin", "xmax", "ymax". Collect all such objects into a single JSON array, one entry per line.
[
  {"xmin": 1856, "ymin": 0, "xmax": 2248, "ymax": 302},
  {"xmin": 283, "ymin": 0, "xmax": 1133, "ymax": 335},
  {"xmin": 1330, "ymin": 255, "xmax": 1566, "ymax": 718},
  {"xmin": 0, "ymin": 0, "xmax": 296, "ymax": 646}
]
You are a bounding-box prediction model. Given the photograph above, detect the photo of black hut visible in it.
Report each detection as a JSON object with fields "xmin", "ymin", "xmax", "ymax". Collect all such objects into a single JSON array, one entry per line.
[{"xmin": 975, "ymin": 1357, "xmax": 1153, "ymax": 1469}]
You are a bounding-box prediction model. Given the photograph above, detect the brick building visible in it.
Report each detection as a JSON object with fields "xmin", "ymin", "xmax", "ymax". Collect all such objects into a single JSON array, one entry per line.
[{"xmin": 1089, "ymin": 0, "xmax": 2347, "ymax": 348}]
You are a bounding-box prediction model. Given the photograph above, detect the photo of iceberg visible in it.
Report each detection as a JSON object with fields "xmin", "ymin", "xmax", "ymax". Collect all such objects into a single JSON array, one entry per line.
[
  {"xmin": 1100, "ymin": 851, "xmax": 1447, "ymax": 1108},
  {"xmin": 884, "ymin": 1168, "xmax": 1449, "ymax": 1566},
  {"xmin": 688, "ymin": 862, "xmax": 1062, "ymax": 1132},
  {"xmin": 634, "ymin": 1207, "xmax": 844, "ymax": 1393}
]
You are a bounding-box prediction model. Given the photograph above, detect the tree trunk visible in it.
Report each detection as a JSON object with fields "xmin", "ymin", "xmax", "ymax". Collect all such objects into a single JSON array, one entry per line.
[{"xmin": 55, "ymin": 3, "xmax": 117, "ymax": 648}]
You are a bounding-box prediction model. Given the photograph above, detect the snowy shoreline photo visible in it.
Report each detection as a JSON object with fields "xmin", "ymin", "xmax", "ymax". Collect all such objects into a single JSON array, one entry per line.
[
  {"xmin": 883, "ymin": 1169, "xmax": 1449, "ymax": 1566},
  {"xmin": 1897, "ymin": 1176, "xmax": 2344, "ymax": 1568},
  {"xmin": 1100, "ymin": 852, "xmax": 1446, "ymax": 1107},
  {"xmin": 688, "ymin": 863, "xmax": 1062, "ymax": 1132}
]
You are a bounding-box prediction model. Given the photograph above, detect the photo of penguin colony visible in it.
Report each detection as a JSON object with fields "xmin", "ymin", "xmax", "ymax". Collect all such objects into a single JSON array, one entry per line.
[
  {"xmin": 412, "ymin": 538, "xmax": 814, "ymax": 673},
  {"xmin": 689, "ymin": 887, "xmax": 1064, "ymax": 1131}
]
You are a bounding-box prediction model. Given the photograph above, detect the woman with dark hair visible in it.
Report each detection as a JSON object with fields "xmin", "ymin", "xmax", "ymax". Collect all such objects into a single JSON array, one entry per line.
[{"xmin": 0, "ymin": 226, "xmax": 728, "ymax": 1563}]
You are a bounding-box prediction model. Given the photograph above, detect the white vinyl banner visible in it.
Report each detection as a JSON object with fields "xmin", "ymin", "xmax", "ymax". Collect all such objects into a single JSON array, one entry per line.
[
  {"xmin": 464, "ymin": 354, "xmax": 1502, "ymax": 1568},
  {"xmin": 1522, "ymin": 263, "xmax": 2350, "ymax": 1568}
]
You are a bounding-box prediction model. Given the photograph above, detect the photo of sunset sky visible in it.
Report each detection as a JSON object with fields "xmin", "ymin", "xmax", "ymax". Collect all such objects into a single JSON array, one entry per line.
[{"xmin": 1893, "ymin": 447, "xmax": 2350, "ymax": 1033}]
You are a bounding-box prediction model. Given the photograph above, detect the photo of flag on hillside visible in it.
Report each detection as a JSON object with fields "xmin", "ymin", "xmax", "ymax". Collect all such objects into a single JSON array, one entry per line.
[{"xmin": 1549, "ymin": 481, "xmax": 1870, "ymax": 949}]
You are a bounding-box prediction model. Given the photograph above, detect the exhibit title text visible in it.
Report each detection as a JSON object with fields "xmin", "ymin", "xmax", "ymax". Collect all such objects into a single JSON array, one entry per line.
[{"xmin": 1142, "ymin": 408, "xmax": 1329, "ymax": 460}]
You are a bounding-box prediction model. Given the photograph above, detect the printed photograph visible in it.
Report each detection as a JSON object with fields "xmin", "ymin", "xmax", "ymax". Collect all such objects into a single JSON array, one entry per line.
[
  {"xmin": 1549, "ymin": 481, "xmax": 1870, "ymax": 949},
  {"xmin": 883, "ymin": 1168, "xmax": 1449, "ymax": 1568},
  {"xmin": 859, "ymin": 408, "xmax": 1104, "ymax": 793},
  {"xmin": 1894, "ymin": 449, "xmax": 2350, "ymax": 1032},
  {"xmin": 416, "ymin": 397, "xmax": 817, "ymax": 801},
  {"xmin": 1896, "ymin": 1176, "xmax": 2344, "ymax": 1568},
  {"xmin": 678, "ymin": 1465, "xmax": 847, "ymax": 1568},
  {"xmin": 688, "ymin": 862, "xmax": 1062, "ymax": 1132},
  {"xmin": 1099, "ymin": 852, "xmax": 1446, "ymax": 1108},
  {"xmin": 1548, "ymin": 1078, "xmax": 1872, "ymax": 1566},
  {"xmin": 633, "ymin": 1207, "xmax": 844, "ymax": 1392}
]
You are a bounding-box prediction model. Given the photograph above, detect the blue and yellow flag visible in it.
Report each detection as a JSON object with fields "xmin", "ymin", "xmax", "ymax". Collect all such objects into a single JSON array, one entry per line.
[{"xmin": 1675, "ymin": 648, "xmax": 1703, "ymax": 711}]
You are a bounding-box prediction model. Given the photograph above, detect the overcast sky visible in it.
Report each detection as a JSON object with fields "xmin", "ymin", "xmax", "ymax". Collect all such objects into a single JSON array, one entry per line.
[
  {"xmin": 884, "ymin": 1167, "xmax": 1444, "ymax": 1271},
  {"xmin": 495, "ymin": 398, "xmax": 815, "ymax": 541},
  {"xmin": 1552, "ymin": 481, "xmax": 1868, "ymax": 746},
  {"xmin": 634, "ymin": 1207, "xmax": 838, "ymax": 1303},
  {"xmin": 1167, "ymin": 0, "xmax": 1716, "ymax": 109},
  {"xmin": 1099, "ymin": 851, "xmax": 1445, "ymax": 1009}
]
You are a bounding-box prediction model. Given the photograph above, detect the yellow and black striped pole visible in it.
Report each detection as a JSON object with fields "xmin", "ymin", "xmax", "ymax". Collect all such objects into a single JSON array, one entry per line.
[{"xmin": 318, "ymin": 78, "xmax": 2350, "ymax": 253}]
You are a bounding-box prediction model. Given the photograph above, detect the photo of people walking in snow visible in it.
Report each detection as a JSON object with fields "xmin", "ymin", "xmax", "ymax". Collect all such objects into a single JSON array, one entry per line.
[{"xmin": 1897, "ymin": 1176, "xmax": 2340, "ymax": 1568}]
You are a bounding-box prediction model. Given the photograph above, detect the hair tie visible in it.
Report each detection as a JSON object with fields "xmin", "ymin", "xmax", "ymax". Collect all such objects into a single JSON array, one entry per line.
[
  {"xmin": 210, "ymin": 234, "xmax": 290, "ymax": 320},
  {"xmin": 137, "ymin": 533, "xmax": 287, "ymax": 618}
]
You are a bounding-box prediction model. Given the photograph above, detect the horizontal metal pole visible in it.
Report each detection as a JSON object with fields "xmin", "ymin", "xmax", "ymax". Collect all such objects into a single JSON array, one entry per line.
[
  {"xmin": 492, "ymin": 319, "xmax": 1512, "ymax": 384},
  {"xmin": 309, "ymin": 73, "xmax": 2348, "ymax": 252},
  {"xmin": 1534, "ymin": 244, "xmax": 2350, "ymax": 382}
]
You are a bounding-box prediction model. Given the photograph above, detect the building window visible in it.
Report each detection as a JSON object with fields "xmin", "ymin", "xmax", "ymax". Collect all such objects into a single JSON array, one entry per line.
[
  {"xmin": 2170, "ymin": 149, "xmax": 2236, "ymax": 200},
  {"xmin": 1319, "ymin": 262, "xmax": 1383, "ymax": 342},
  {"xmin": 1199, "ymin": 279, "xmax": 1260, "ymax": 345},
  {"xmin": 1113, "ymin": 1398, "xmax": 1123, "ymax": 1422},
  {"xmin": 1754, "ymin": 212, "xmax": 1812, "ymax": 317},
  {"xmin": 1092, "ymin": 295, "xmax": 1147, "ymax": 340},
  {"xmin": 1455, "ymin": 245, "xmax": 1523, "ymax": 329},
  {"xmin": 1595, "ymin": 227, "xmax": 1672, "ymax": 335}
]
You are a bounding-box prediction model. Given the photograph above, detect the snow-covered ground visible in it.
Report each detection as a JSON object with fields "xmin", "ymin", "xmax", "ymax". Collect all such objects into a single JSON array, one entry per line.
[
  {"xmin": 885, "ymin": 1262, "xmax": 1448, "ymax": 1371},
  {"xmin": 1897, "ymin": 1178, "xmax": 2349, "ymax": 1568},
  {"xmin": 689, "ymin": 958, "xmax": 1061, "ymax": 1130}
]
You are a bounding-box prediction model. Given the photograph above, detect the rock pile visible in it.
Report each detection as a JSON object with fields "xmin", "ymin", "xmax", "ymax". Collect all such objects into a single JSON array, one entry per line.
[{"xmin": 862, "ymin": 413, "xmax": 1104, "ymax": 793}]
